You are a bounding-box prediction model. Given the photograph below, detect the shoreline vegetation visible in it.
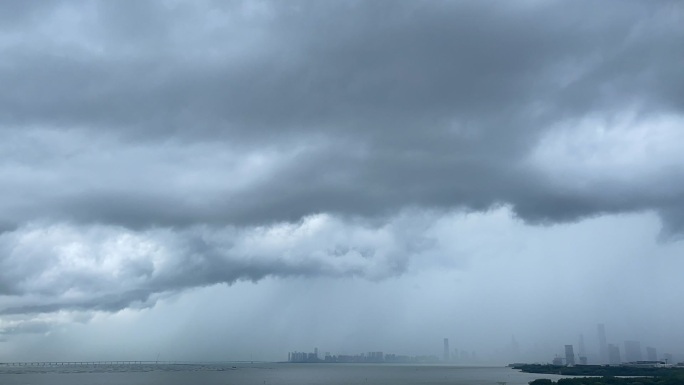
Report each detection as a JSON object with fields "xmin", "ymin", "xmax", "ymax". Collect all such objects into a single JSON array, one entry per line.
[
  {"xmin": 515, "ymin": 364, "xmax": 684, "ymax": 385},
  {"xmin": 513, "ymin": 364, "xmax": 684, "ymax": 377},
  {"xmin": 530, "ymin": 377, "xmax": 684, "ymax": 385}
]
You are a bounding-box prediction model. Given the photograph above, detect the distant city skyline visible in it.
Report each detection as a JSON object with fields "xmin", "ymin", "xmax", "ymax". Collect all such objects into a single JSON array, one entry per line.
[{"xmin": 286, "ymin": 324, "xmax": 683, "ymax": 367}]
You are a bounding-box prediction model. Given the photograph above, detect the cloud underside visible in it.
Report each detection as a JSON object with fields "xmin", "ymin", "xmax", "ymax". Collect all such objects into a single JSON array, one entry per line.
[{"xmin": 1, "ymin": 1, "xmax": 684, "ymax": 324}]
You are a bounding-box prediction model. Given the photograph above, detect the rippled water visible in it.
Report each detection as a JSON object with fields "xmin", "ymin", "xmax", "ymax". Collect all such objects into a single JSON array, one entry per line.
[{"xmin": 0, "ymin": 363, "xmax": 566, "ymax": 385}]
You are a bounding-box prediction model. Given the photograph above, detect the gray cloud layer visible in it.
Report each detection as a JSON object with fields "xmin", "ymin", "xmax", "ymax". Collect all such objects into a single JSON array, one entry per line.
[
  {"xmin": 0, "ymin": 213, "xmax": 435, "ymax": 317},
  {"xmin": 1, "ymin": 1, "xmax": 683, "ymax": 321}
]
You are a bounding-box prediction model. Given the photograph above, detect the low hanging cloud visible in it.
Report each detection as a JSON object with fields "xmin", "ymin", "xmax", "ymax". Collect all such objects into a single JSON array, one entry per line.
[
  {"xmin": 0, "ymin": 213, "xmax": 435, "ymax": 320},
  {"xmin": 1, "ymin": 0, "xmax": 684, "ymax": 325}
]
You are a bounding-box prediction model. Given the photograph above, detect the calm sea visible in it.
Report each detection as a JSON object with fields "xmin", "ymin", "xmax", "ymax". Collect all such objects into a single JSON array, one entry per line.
[{"xmin": 0, "ymin": 363, "xmax": 567, "ymax": 385}]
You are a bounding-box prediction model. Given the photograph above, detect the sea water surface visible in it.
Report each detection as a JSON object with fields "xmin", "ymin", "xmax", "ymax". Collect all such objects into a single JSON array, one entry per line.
[{"xmin": 0, "ymin": 362, "xmax": 567, "ymax": 385}]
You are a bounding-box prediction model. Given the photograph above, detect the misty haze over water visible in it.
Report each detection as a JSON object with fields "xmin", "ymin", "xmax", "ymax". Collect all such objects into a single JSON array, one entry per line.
[
  {"xmin": 1, "ymin": 1, "xmax": 684, "ymax": 381},
  {"xmin": 0, "ymin": 363, "xmax": 567, "ymax": 385}
]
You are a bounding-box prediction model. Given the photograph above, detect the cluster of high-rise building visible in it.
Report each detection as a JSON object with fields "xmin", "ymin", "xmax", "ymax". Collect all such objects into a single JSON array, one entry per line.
[
  {"xmin": 555, "ymin": 323, "xmax": 679, "ymax": 367},
  {"xmin": 596, "ymin": 324, "xmax": 670, "ymax": 365},
  {"xmin": 288, "ymin": 348, "xmax": 320, "ymax": 363},
  {"xmin": 288, "ymin": 338, "xmax": 473, "ymax": 364},
  {"xmin": 440, "ymin": 338, "xmax": 479, "ymax": 364},
  {"xmin": 287, "ymin": 349, "xmax": 438, "ymax": 363}
]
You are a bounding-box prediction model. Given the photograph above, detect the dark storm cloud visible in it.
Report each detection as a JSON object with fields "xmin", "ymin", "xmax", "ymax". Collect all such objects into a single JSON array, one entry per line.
[
  {"xmin": 1, "ymin": 0, "xmax": 681, "ymax": 228},
  {"xmin": 0, "ymin": 320, "xmax": 53, "ymax": 335},
  {"xmin": 1, "ymin": 1, "xmax": 684, "ymax": 319}
]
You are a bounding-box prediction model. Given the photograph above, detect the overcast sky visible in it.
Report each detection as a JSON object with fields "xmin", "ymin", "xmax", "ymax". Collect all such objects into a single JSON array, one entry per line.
[{"xmin": 1, "ymin": 0, "xmax": 684, "ymax": 364}]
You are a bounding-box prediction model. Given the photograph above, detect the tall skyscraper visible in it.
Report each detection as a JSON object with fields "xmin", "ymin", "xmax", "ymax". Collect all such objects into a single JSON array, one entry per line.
[
  {"xmin": 597, "ymin": 324, "xmax": 608, "ymax": 363},
  {"xmin": 578, "ymin": 334, "xmax": 587, "ymax": 364},
  {"xmin": 509, "ymin": 335, "xmax": 520, "ymax": 360},
  {"xmin": 646, "ymin": 347, "xmax": 657, "ymax": 361},
  {"xmin": 443, "ymin": 338, "xmax": 450, "ymax": 361},
  {"xmin": 565, "ymin": 345, "xmax": 576, "ymax": 366},
  {"xmin": 608, "ymin": 344, "xmax": 621, "ymax": 365},
  {"xmin": 624, "ymin": 341, "xmax": 642, "ymax": 363}
]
